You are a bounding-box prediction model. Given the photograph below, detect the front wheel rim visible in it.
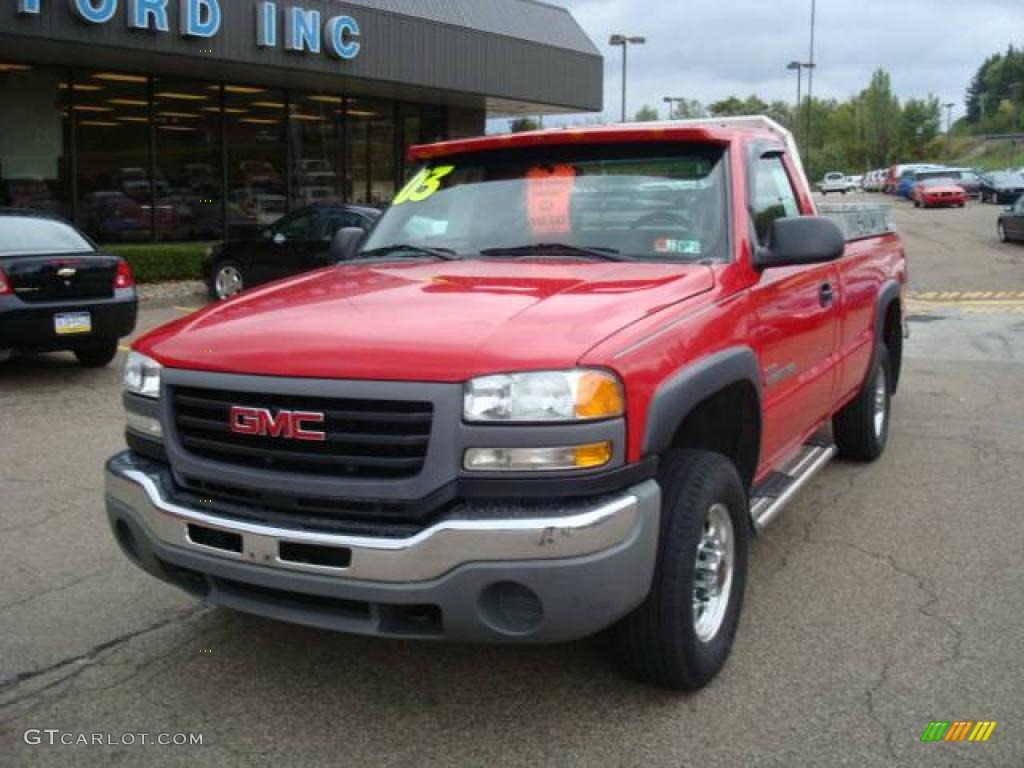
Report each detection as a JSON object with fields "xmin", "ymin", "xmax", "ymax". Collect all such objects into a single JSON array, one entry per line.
[
  {"xmin": 693, "ymin": 503, "xmax": 735, "ymax": 643},
  {"xmin": 215, "ymin": 265, "xmax": 243, "ymax": 299},
  {"xmin": 873, "ymin": 364, "xmax": 888, "ymax": 439},
  {"xmin": 998, "ymin": 224, "xmax": 1006, "ymax": 241}
]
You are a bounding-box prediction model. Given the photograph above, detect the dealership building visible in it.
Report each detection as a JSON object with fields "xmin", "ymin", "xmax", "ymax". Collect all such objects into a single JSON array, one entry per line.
[{"xmin": 0, "ymin": 0, "xmax": 601, "ymax": 242}]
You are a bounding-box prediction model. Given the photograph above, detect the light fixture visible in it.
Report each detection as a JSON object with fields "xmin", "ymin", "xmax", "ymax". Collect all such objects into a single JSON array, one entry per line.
[
  {"xmin": 346, "ymin": 109, "xmax": 378, "ymax": 117},
  {"xmin": 73, "ymin": 105, "xmax": 113, "ymax": 112},
  {"xmin": 157, "ymin": 110, "xmax": 202, "ymax": 119},
  {"xmin": 117, "ymin": 116, "xmax": 150, "ymax": 123},
  {"xmin": 202, "ymin": 106, "xmax": 247, "ymax": 114},
  {"xmin": 108, "ymin": 98, "xmax": 148, "ymax": 106},
  {"xmin": 307, "ymin": 95, "xmax": 343, "ymax": 104},
  {"xmin": 0, "ymin": 63, "xmax": 32, "ymax": 72},
  {"xmin": 155, "ymin": 91, "xmax": 208, "ymax": 101},
  {"xmin": 80, "ymin": 120, "xmax": 120, "ymax": 127},
  {"xmin": 239, "ymin": 117, "xmax": 279, "ymax": 125},
  {"xmin": 158, "ymin": 125, "xmax": 198, "ymax": 132},
  {"xmin": 92, "ymin": 72, "xmax": 148, "ymax": 83},
  {"xmin": 220, "ymin": 85, "xmax": 266, "ymax": 94},
  {"xmin": 289, "ymin": 114, "xmax": 324, "ymax": 122},
  {"xmin": 251, "ymin": 101, "xmax": 286, "ymax": 109},
  {"xmin": 59, "ymin": 82, "xmax": 103, "ymax": 91}
]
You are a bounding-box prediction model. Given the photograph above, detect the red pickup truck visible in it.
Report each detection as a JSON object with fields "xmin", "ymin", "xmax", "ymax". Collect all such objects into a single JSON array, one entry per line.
[{"xmin": 106, "ymin": 118, "xmax": 907, "ymax": 690}]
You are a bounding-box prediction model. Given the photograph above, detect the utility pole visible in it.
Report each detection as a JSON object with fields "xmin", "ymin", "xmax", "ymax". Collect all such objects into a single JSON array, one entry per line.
[
  {"xmin": 609, "ymin": 34, "xmax": 646, "ymax": 123},
  {"xmin": 787, "ymin": 61, "xmax": 813, "ymax": 144}
]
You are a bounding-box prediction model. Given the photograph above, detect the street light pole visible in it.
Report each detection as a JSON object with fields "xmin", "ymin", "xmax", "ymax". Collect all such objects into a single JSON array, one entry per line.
[
  {"xmin": 943, "ymin": 102, "xmax": 955, "ymax": 158},
  {"xmin": 806, "ymin": 0, "xmax": 817, "ymax": 150},
  {"xmin": 1010, "ymin": 82, "xmax": 1023, "ymax": 168},
  {"xmin": 609, "ymin": 34, "xmax": 646, "ymax": 123},
  {"xmin": 663, "ymin": 96, "xmax": 685, "ymax": 120}
]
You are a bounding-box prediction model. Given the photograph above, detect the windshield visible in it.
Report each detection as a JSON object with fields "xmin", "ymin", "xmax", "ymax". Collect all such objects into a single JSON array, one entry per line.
[
  {"xmin": 921, "ymin": 178, "xmax": 958, "ymax": 188},
  {"xmin": 0, "ymin": 216, "xmax": 94, "ymax": 256},
  {"xmin": 362, "ymin": 144, "xmax": 729, "ymax": 262}
]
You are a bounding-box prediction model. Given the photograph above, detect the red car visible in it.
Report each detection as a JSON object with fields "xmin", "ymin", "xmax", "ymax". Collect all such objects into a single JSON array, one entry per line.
[
  {"xmin": 913, "ymin": 178, "xmax": 967, "ymax": 208},
  {"xmin": 106, "ymin": 118, "xmax": 906, "ymax": 690}
]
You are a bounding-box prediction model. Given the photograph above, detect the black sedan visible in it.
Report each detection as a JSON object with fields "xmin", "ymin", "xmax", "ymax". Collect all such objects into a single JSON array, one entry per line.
[
  {"xmin": 204, "ymin": 204, "xmax": 380, "ymax": 300},
  {"xmin": 978, "ymin": 171, "xmax": 1024, "ymax": 205},
  {"xmin": 0, "ymin": 209, "xmax": 137, "ymax": 366},
  {"xmin": 997, "ymin": 196, "xmax": 1024, "ymax": 243}
]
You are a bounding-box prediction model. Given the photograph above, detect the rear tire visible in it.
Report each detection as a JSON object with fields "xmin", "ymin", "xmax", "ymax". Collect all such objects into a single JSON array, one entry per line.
[
  {"xmin": 998, "ymin": 222, "xmax": 1008, "ymax": 242},
  {"xmin": 612, "ymin": 450, "xmax": 749, "ymax": 690},
  {"xmin": 74, "ymin": 340, "xmax": 119, "ymax": 368},
  {"xmin": 833, "ymin": 345, "xmax": 891, "ymax": 462}
]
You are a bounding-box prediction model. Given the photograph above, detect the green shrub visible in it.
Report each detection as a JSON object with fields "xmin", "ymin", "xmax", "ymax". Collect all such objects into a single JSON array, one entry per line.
[{"xmin": 101, "ymin": 242, "xmax": 212, "ymax": 284}]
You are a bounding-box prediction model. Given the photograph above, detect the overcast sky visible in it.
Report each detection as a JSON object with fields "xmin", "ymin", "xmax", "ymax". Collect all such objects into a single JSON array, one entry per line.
[{"xmin": 524, "ymin": 0, "xmax": 1023, "ymax": 125}]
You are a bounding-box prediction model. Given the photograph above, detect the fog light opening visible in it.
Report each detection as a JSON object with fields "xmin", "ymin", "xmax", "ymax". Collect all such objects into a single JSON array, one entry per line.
[{"xmin": 479, "ymin": 581, "xmax": 544, "ymax": 635}]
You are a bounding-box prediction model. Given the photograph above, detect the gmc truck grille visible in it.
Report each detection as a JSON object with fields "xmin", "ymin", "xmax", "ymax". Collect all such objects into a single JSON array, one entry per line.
[{"xmin": 170, "ymin": 386, "xmax": 433, "ymax": 479}]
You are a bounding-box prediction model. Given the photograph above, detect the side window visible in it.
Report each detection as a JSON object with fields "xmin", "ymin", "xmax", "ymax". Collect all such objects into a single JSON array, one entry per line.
[
  {"xmin": 753, "ymin": 155, "xmax": 800, "ymax": 244},
  {"xmin": 274, "ymin": 211, "xmax": 317, "ymax": 241}
]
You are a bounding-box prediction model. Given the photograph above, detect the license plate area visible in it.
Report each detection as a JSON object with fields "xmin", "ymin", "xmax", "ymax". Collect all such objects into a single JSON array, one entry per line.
[{"xmin": 54, "ymin": 311, "xmax": 92, "ymax": 335}]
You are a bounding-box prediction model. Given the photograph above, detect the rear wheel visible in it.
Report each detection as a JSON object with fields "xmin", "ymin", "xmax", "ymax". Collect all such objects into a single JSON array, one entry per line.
[
  {"xmin": 998, "ymin": 222, "xmax": 1008, "ymax": 242},
  {"xmin": 613, "ymin": 450, "xmax": 749, "ymax": 690},
  {"xmin": 74, "ymin": 340, "xmax": 119, "ymax": 368},
  {"xmin": 833, "ymin": 345, "xmax": 891, "ymax": 462}
]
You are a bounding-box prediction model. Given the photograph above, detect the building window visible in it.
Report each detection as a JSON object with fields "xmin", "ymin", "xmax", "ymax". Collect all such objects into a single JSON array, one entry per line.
[
  {"xmin": 152, "ymin": 79, "xmax": 224, "ymax": 241},
  {"xmin": 288, "ymin": 92, "xmax": 343, "ymax": 209},
  {"xmin": 225, "ymin": 84, "xmax": 286, "ymax": 238},
  {"xmin": 346, "ymin": 97, "xmax": 395, "ymax": 206},
  {"xmin": 74, "ymin": 70, "xmax": 152, "ymax": 243},
  {"xmin": 0, "ymin": 64, "xmax": 71, "ymax": 220}
]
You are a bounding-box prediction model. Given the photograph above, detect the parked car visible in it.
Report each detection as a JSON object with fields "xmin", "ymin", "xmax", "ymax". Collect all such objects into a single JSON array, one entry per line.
[
  {"xmin": 818, "ymin": 171, "xmax": 849, "ymax": 195},
  {"xmin": 110, "ymin": 117, "xmax": 907, "ymax": 690},
  {"xmin": 997, "ymin": 195, "xmax": 1024, "ymax": 243},
  {"xmin": 884, "ymin": 163, "xmax": 936, "ymax": 194},
  {"xmin": 0, "ymin": 209, "xmax": 137, "ymax": 365},
  {"xmin": 979, "ymin": 171, "xmax": 1024, "ymax": 205},
  {"xmin": 896, "ymin": 167, "xmax": 947, "ymax": 199},
  {"xmin": 862, "ymin": 169, "xmax": 885, "ymax": 192},
  {"xmin": 912, "ymin": 177, "xmax": 966, "ymax": 208},
  {"xmin": 943, "ymin": 168, "xmax": 983, "ymax": 198},
  {"xmin": 847, "ymin": 174, "xmax": 864, "ymax": 190},
  {"xmin": 204, "ymin": 203, "xmax": 380, "ymax": 299}
]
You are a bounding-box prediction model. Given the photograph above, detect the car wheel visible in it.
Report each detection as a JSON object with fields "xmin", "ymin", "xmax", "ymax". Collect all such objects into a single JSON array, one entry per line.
[
  {"xmin": 998, "ymin": 222, "xmax": 1008, "ymax": 242},
  {"xmin": 612, "ymin": 449, "xmax": 749, "ymax": 690},
  {"xmin": 74, "ymin": 340, "xmax": 119, "ymax": 368},
  {"xmin": 210, "ymin": 260, "xmax": 245, "ymax": 300},
  {"xmin": 833, "ymin": 345, "xmax": 891, "ymax": 462}
]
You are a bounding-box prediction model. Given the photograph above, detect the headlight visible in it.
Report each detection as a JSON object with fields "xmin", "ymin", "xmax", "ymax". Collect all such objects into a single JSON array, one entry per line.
[
  {"xmin": 463, "ymin": 369, "xmax": 624, "ymax": 422},
  {"xmin": 123, "ymin": 351, "xmax": 162, "ymax": 399},
  {"xmin": 464, "ymin": 442, "xmax": 612, "ymax": 472}
]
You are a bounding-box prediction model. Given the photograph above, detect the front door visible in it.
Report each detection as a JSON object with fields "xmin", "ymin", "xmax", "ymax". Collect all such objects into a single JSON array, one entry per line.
[{"xmin": 748, "ymin": 153, "xmax": 841, "ymax": 468}]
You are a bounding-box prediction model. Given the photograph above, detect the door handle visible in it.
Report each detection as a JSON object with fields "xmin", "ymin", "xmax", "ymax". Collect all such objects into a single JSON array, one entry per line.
[{"xmin": 819, "ymin": 282, "xmax": 834, "ymax": 307}]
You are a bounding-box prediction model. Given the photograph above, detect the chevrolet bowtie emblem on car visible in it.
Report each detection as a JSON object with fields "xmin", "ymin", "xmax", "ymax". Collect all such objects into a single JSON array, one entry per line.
[
  {"xmin": 229, "ymin": 406, "xmax": 326, "ymax": 442},
  {"xmin": 57, "ymin": 267, "xmax": 77, "ymax": 278}
]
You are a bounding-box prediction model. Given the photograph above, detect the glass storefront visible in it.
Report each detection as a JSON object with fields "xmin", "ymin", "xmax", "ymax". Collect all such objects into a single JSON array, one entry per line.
[{"xmin": 0, "ymin": 62, "xmax": 449, "ymax": 244}]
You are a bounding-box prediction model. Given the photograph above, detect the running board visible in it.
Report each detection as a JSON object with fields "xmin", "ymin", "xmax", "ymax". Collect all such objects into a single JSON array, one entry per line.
[{"xmin": 749, "ymin": 441, "xmax": 837, "ymax": 533}]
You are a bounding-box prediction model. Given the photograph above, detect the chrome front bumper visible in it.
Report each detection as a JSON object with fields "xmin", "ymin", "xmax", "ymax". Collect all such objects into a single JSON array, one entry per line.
[{"xmin": 105, "ymin": 452, "xmax": 657, "ymax": 583}]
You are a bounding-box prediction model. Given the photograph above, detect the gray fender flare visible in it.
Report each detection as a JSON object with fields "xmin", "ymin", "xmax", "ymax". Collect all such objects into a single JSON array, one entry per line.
[{"xmin": 642, "ymin": 347, "xmax": 762, "ymax": 456}]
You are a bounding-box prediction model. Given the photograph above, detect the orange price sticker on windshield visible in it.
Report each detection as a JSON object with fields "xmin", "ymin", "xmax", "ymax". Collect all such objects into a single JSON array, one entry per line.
[{"xmin": 526, "ymin": 164, "xmax": 576, "ymax": 235}]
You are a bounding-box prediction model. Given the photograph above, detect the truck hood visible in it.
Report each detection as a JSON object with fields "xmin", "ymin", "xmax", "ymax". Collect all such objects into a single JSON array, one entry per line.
[{"xmin": 138, "ymin": 259, "xmax": 714, "ymax": 381}]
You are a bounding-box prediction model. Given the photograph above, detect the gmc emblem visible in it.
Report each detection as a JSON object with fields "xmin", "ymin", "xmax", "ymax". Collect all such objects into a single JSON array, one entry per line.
[{"xmin": 229, "ymin": 406, "xmax": 326, "ymax": 442}]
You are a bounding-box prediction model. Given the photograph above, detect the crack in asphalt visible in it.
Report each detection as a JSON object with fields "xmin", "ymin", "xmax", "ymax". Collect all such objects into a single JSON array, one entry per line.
[{"xmin": 0, "ymin": 603, "xmax": 210, "ymax": 720}]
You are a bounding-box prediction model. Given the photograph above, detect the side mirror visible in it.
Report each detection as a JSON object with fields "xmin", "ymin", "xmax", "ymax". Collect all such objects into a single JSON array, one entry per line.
[
  {"xmin": 329, "ymin": 227, "xmax": 365, "ymax": 264},
  {"xmin": 755, "ymin": 216, "xmax": 845, "ymax": 270}
]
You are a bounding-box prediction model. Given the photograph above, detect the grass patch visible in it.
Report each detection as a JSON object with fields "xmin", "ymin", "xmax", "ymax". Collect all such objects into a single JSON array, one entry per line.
[
  {"xmin": 101, "ymin": 241, "xmax": 212, "ymax": 283},
  {"xmin": 947, "ymin": 136, "xmax": 1024, "ymax": 171}
]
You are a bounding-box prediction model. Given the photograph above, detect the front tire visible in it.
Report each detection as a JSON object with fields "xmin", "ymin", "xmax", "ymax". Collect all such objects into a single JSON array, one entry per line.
[
  {"xmin": 209, "ymin": 259, "xmax": 246, "ymax": 300},
  {"xmin": 74, "ymin": 340, "xmax": 119, "ymax": 367},
  {"xmin": 613, "ymin": 450, "xmax": 749, "ymax": 690},
  {"xmin": 833, "ymin": 345, "xmax": 891, "ymax": 462},
  {"xmin": 998, "ymin": 222, "xmax": 1008, "ymax": 242}
]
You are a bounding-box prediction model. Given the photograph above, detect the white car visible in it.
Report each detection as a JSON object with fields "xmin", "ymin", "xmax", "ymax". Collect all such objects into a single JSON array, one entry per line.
[{"xmin": 819, "ymin": 172, "xmax": 849, "ymax": 195}]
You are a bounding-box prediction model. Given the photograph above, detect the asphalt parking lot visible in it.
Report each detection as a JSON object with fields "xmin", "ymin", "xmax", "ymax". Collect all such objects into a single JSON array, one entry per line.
[{"xmin": 2, "ymin": 195, "xmax": 1023, "ymax": 767}]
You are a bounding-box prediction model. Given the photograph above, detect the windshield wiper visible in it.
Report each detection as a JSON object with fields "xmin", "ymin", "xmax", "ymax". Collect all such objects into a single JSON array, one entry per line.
[
  {"xmin": 478, "ymin": 243, "xmax": 632, "ymax": 262},
  {"xmin": 354, "ymin": 244, "xmax": 458, "ymax": 261}
]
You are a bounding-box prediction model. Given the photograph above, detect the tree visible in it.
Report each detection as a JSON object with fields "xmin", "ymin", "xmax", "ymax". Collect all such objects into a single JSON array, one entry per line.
[
  {"xmin": 860, "ymin": 69, "xmax": 901, "ymax": 167},
  {"xmin": 667, "ymin": 98, "xmax": 706, "ymax": 120},
  {"xmin": 900, "ymin": 97, "xmax": 942, "ymax": 159},
  {"xmin": 633, "ymin": 105, "xmax": 660, "ymax": 122},
  {"xmin": 508, "ymin": 117, "xmax": 540, "ymax": 133}
]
